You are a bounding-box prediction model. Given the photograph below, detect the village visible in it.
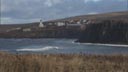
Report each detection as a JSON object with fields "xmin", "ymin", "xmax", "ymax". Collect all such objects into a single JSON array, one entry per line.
[
  {"xmin": 0, "ymin": 19, "xmax": 91, "ymax": 38},
  {"xmin": 7, "ymin": 19, "xmax": 90, "ymax": 32}
]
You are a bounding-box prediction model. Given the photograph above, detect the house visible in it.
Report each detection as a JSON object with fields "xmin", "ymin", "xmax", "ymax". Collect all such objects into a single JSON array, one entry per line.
[
  {"xmin": 39, "ymin": 20, "xmax": 45, "ymax": 28},
  {"xmin": 22, "ymin": 28, "xmax": 31, "ymax": 32},
  {"xmin": 56, "ymin": 22, "xmax": 66, "ymax": 26},
  {"xmin": 6, "ymin": 27, "xmax": 21, "ymax": 32}
]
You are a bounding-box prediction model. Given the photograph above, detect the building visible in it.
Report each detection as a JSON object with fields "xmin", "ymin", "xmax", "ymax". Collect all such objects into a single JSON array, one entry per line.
[
  {"xmin": 39, "ymin": 20, "xmax": 45, "ymax": 28},
  {"xmin": 22, "ymin": 28, "xmax": 31, "ymax": 32},
  {"xmin": 56, "ymin": 22, "xmax": 65, "ymax": 26}
]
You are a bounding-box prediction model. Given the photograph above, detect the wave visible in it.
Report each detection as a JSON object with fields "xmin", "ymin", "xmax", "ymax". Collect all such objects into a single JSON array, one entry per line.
[
  {"xmin": 83, "ymin": 43, "xmax": 128, "ymax": 47},
  {"xmin": 73, "ymin": 41, "xmax": 128, "ymax": 47},
  {"xmin": 16, "ymin": 46, "xmax": 59, "ymax": 52}
]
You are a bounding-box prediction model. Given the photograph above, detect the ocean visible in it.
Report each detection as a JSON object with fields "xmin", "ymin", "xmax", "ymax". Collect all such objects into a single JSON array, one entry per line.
[{"xmin": 0, "ymin": 38, "xmax": 128, "ymax": 55}]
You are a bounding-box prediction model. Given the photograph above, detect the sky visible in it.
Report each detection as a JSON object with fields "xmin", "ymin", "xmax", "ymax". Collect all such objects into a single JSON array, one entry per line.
[{"xmin": 0, "ymin": 0, "xmax": 127, "ymax": 24}]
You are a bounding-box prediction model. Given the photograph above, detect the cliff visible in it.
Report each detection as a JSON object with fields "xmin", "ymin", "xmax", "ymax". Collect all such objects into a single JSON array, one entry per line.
[
  {"xmin": 77, "ymin": 20, "xmax": 128, "ymax": 44},
  {"xmin": 0, "ymin": 26, "xmax": 81, "ymax": 38}
]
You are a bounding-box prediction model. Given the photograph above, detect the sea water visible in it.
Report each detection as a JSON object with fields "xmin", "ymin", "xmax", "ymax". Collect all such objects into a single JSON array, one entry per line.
[{"xmin": 0, "ymin": 38, "xmax": 128, "ymax": 55}]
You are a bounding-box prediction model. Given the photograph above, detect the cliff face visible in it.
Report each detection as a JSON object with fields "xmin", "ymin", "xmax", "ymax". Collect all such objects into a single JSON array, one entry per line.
[
  {"xmin": 0, "ymin": 27, "xmax": 81, "ymax": 38},
  {"xmin": 77, "ymin": 20, "xmax": 128, "ymax": 44}
]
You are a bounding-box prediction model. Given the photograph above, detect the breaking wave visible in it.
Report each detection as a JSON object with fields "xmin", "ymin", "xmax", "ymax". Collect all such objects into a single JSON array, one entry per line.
[
  {"xmin": 83, "ymin": 43, "xmax": 128, "ymax": 47},
  {"xmin": 16, "ymin": 46, "xmax": 59, "ymax": 52}
]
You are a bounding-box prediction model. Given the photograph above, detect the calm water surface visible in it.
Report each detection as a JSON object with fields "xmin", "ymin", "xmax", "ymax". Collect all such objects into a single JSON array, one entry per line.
[{"xmin": 0, "ymin": 39, "xmax": 128, "ymax": 55}]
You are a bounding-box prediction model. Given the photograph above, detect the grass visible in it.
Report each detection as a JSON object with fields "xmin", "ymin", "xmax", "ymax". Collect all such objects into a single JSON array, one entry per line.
[{"xmin": 0, "ymin": 52, "xmax": 128, "ymax": 72}]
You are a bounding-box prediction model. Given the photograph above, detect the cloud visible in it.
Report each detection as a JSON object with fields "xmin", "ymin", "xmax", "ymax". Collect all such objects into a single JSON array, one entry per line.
[
  {"xmin": 84, "ymin": 0, "xmax": 125, "ymax": 3},
  {"xmin": 44, "ymin": 0, "xmax": 61, "ymax": 7},
  {"xmin": 1, "ymin": 17, "xmax": 39, "ymax": 24},
  {"xmin": 0, "ymin": 0, "xmax": 127, "ymax": 24},
  {"xmin": 87, "ymin": 12, "xmax": 98, "ymax": 15},
  {"xmin": 84, "ymin": 0, "xmax": 101, "ymax": 3}
]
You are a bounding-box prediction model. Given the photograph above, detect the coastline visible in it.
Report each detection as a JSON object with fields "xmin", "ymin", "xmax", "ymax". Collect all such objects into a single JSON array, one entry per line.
[
  {"xmin": 75, "ymin": 42, "xmax": 128, "ymax": 47},
  {"xmin": 1, "ymin": 38, "xmax": 128, "ymax": 47},
  {"xmin": 74, "ymin": 39, "xmax": 128, "ymax": 47}
]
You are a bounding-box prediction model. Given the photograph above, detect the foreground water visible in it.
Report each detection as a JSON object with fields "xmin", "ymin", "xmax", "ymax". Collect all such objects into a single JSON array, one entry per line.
[{"xmin": 0, "ymin": 39, "xmax": 128, "ymax": 55}]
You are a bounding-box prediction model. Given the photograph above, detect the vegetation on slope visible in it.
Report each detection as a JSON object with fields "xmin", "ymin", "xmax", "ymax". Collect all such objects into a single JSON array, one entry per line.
[{"xmin": 0, "ymin": 52, "xmax": 128, "ymax": 72}]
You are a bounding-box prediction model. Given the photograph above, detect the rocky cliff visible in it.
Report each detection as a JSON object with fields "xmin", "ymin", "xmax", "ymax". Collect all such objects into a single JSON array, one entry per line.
[
  {"xmin": 0, "ymin": 26, "xmax": 81, "ymax": 38},
  {"xmin": 77, "ymin": 20, "xmax": 128, "ymax": 44}
]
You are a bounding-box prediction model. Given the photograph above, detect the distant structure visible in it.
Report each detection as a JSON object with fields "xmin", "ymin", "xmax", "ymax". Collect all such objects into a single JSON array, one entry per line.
[
  {"xmin": 57, "ymin": 22, "xmax": 65, "ymax": 26},
  {"xmin": 39, "ymin": 19, "xmax": 44, "ymax": 28},
  {"xmin": 23, "ymin": 28, "xmax": 31, "ymax": 32}
]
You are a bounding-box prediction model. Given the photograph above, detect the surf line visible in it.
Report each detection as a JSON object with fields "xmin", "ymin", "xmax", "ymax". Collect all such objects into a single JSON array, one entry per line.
[
  {"xmin": 16, "ymin": 46, "xmax": 60, "ymax": 52},
  {"xmin": 83, "ymin": 43, "xmax": 128, "ymax": 47},
  {"xmin": 73, "ymin": 41, "xmax": 128, "ymax": 47}
]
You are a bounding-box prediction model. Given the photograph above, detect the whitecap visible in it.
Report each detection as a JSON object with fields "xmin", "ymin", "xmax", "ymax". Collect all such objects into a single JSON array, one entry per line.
[
  {"xmin": 16, "ymin": 46, "xmax": 60, "ymax": 52},
  {"xmin": 96, "ymin": 43, "xmax": 128, "ymax": 47},
  {"xmin": 83, "ymin": 43, "xmax": 128, "ymax": 47}
]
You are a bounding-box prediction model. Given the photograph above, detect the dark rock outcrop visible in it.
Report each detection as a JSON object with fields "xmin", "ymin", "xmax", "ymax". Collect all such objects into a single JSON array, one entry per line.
[
  {"xmin": 77, "ymin": 20, "xmax": 128, "ymax": 44},
  {"xmin": 0, "ymin": 26, "xmax": 81, "ymax": 38}
]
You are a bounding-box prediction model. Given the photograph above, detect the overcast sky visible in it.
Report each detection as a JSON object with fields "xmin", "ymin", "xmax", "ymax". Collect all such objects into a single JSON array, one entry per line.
[{"xmin": 0, "ymin": 0, "xmax": 127, "ymax": 24}]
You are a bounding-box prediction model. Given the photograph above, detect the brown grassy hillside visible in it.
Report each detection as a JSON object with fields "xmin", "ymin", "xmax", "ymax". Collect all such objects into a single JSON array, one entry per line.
[
  {"xmin": 0, "ymin": 52, "xmax": 128, "ymax": 72},
  {"xmin": 47, "ymin": 11, "xmax": 128, "ymax": 22}
]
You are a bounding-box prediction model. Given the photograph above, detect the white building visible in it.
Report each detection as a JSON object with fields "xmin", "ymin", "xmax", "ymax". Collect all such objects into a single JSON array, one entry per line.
[
  {"xmin": 23, "ymin": 28, "xmax": 31, "ymax": 32},
  {"xmin": 39, "ymin": 20, "xmax": 45, "ymax": 28},
  {"xmin": 77, "ymin": 21, "xmax": 81, "ymax": 24},
  {"xmin": 83, "ymin": 19, "xmax": 87, "ymax": 23},
  {"xmin": 57, "ymin": 22, "xmax": 65, "ymax": 26},
  {"xmin": 6, "ymin": 27, "xmax": 21, "ymax": 32}
]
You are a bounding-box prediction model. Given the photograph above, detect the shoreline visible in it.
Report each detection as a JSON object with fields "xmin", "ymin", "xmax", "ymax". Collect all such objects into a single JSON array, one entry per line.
[
  {"xmin": 0, "ymin": 38, "xmax": 128, "ymax": 46},
  {"xmin": 76, "ymin": 42, "xmax": 128, "ymax": 47},
  {"xmin": 74, "ymin": 40, "xmax": 128, "ymax": 47}
]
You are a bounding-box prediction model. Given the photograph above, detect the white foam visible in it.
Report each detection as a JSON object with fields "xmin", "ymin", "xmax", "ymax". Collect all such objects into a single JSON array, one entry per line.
[
  {"xmin": 83, "ymin": 43, "xmax": 128, "ymax": 47},
  {"xmin": 16, "ymin": 46, "xmax": 59, "ymax": 52},
  {"xmin": 72, "ymin": 41, "xmax": 128, "ymax": 47}
]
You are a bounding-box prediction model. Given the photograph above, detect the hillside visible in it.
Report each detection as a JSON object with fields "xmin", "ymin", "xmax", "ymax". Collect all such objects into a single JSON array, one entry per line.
[
  {"xmin": 0, "ymin": 11, "xmax": 128, "ymax": 39},
  {"xmin": 0, "ymin": 11, "xmax": 128, "ymax": 29},
  {"xmin": 0, "ymin": 52, "xmax": 128, "ymax": 72},
  {"xmin": 46, "ymin": 11, "xmax": 128, "ymax": 22}
]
